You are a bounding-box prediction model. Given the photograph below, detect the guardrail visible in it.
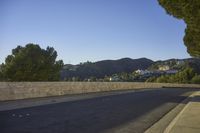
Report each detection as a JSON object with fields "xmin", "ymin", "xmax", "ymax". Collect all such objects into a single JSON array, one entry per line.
[{"xmin": 0, "ymin": 82, "xmax": 200, "ymax": 101}]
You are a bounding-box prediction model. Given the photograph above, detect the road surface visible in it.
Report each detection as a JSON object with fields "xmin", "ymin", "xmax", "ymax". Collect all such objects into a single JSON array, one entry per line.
[{"xmin": 0, "ymin": 88, "xmax": 196, "ymax": 133}]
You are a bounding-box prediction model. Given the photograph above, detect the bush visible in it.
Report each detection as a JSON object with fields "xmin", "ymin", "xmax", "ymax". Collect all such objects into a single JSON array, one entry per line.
[
  {"xmin": 191, "ymin": 75, "xmax": 200, "ymax": 84},
  {"xmin": 147, "ymin": 67, "xmax": 197, "ymax": 83},
  {"xmin": 146, "ymin": 76, "xmax": 157, "ymax": 82}
]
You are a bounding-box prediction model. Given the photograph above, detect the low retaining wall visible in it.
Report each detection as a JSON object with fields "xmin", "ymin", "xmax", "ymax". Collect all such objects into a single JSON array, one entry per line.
[{"xmin": 0, "ymin": 82, "xmax": 200, "ymax": 101}]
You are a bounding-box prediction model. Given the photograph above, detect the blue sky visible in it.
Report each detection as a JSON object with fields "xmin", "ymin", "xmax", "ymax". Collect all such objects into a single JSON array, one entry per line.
[{"xmin": 0, "ymin": 0, "xmax": 190, "ymax": 64}]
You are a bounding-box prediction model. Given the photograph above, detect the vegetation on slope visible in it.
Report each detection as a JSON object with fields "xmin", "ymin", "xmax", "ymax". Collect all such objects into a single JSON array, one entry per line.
[{"xmin": 60, "ymin": 58, "xmax": 154, "ymax": 81}]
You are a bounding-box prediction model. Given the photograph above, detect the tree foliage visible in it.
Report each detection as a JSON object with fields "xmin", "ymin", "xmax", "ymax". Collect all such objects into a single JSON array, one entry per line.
[
  {"xmin": 158, "ymin": 0, "xmax": 200, "ymax": 57},
  {"xmin": 191, "ymin": 74, "xmax": 200, "ymax": 84},
  {"xmin": 147, "ymin": 67, "xmax": 199, "ymax": 83},
  {"xmin": 1, "ymin": 44, "xmax": 63, "ymax": 81}
]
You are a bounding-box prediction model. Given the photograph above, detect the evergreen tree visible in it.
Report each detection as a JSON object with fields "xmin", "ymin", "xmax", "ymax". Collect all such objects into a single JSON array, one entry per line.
[
  {"xmin": 2, "ymin": 44, "xmax": 63, "ymax": 81},
  {"xmin": 158, "ymin": 0, "xmax": 200, "ymax": 57}
]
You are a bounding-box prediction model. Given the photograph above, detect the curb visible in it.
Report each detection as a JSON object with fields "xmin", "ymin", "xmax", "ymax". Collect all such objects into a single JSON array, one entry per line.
[
  {"xmin": 163, "ymin": 91, "xmax": 199, "ymax": 133},
  {"xmin": 145, "ymin": 91, "xmax": 197, "ymax": 133}
]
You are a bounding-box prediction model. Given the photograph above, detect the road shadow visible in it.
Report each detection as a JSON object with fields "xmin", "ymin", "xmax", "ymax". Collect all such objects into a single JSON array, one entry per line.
[{"xmin": 191, "ymin": 95, "xmax": 200, "ymax": 102}]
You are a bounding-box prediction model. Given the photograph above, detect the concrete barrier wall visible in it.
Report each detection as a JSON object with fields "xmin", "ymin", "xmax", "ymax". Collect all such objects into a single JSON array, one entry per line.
[{"xmin": 0, "ymin": 82, "xmax": 200, "ymax": 101}]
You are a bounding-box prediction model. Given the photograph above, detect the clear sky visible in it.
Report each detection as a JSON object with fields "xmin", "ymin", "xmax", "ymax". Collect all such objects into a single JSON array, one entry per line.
[{"xmin": 0, "ymin": 0, "xmax": 190, "ymax": 64}]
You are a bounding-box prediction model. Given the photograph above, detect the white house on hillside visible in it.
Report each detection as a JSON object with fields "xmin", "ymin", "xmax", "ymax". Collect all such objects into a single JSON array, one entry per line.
[
  {"xmin": 177, "ymin": 60, "xmax": 185, "ymax": 65},
  {"xmin": 135, "ymin": 69, "xmax": 151, "ymax": 75},
  {"xmin": 166, "ymin": 70, "xmax": 178, "ymax": 74},
  {"xmin": 158, "ymin": 65, "xmax": 170, "ymax": 71}
]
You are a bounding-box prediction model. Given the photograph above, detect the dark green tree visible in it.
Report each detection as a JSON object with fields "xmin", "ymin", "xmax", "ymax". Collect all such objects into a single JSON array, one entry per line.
[
  {"xmin": 148, "ymin": 67, "xmax": 196, "ymax": 83},
  {"xmin": 0, "ymin": 64, "xmax": 5, "ymax": 81},
  {"xmin": 158, "ymin": 0, "xmax": 200, "ymax": 57},
  {"xmin": 191, "ymin": 74, "xmax": 200, "ymax": 84},
  {"xmin": 2, "ymin": 44, "xmax": 63, "ymax": 81}
]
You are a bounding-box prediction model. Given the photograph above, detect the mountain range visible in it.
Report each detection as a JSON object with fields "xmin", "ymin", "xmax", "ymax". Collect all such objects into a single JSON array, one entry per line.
[
  {"xmin": 60, "ymin": 58, "xmax": 153, "ymax": 80},
  {"xmin": 60, "ymin": 57, "xmax": 200, "ymax": 80}
]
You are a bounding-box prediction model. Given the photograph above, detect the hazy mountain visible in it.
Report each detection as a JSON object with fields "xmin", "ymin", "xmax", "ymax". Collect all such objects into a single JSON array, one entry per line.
[{"xmin": 61, "ymin": 58, "xmax": 154, "ymax": 80}]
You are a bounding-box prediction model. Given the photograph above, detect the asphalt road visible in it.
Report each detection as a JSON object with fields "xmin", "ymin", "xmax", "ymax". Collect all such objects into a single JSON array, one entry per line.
[{"xmin": 0, "ymin": 88, "xmax": 196, "ymax": 133}]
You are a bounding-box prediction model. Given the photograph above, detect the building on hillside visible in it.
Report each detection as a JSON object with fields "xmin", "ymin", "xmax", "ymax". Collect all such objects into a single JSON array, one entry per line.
[
  {"xmin": 158, "ymin": 65, "xmax": 170, "ymax": 71},
  {"xmin": 135, "ymin": 69, "xmax": 151, "ymax": 75},
  {"xmin": 166, "ymin": 70, "xmax": 178, "ymax": 74},
  {"xmin": 177, "ymin": 60, "xmax": 185, "ymax": 65},
  {"xmin": 109, "ymin": 75, "xmax": 120, "ymax": 82}
]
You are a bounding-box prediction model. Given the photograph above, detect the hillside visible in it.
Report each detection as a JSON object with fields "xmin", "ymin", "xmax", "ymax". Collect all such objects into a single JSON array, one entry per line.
[
  {"xmin": 148, "ymin": 58, "xmax": 200, "ymax": 73},
  {"xmin": 60, "ymin": 58, "xmax": 154, "ymax": 80},
  {"xmin": 146, "ymin": 58, "xmax": 200, "ymax": 83}
]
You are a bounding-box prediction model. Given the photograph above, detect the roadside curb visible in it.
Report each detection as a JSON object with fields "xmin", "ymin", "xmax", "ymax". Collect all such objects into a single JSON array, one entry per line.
[
  {"xmin": 163, "ymin": 91, "xmax": 199, "ymax": 133},
  {"xmin": 145, "ymin": 91, "xmax": 198, "ymax": 133}
]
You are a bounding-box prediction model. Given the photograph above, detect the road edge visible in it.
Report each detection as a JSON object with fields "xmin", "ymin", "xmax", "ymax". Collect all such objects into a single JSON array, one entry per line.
[
  {"xmin": 144, "ymin": 91, "xmax": 197, "ymax": 133},
  {"xmin": 163, "ymin": 91, "xmax": 199, "ymax": 133}
]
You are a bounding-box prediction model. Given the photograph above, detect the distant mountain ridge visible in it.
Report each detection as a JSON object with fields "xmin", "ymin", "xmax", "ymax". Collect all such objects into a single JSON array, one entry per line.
[
  {"xmin": 60, "ymin": 57, "xmax": 200, "ymax": 80},
  {"xmin": 60, "ymin": 58, "xmax": 154, "ymax": 80}
]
